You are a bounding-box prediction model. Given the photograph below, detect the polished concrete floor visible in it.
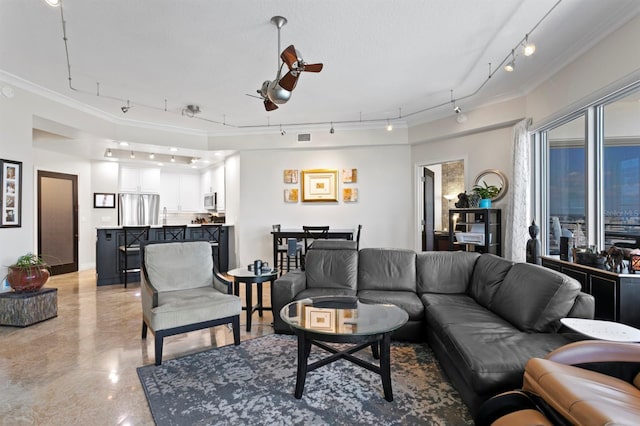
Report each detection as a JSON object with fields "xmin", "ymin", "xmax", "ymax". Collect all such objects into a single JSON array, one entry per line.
[{"xmin": 0, "ymin": 270, "xmax": 275, "ymax": 425}]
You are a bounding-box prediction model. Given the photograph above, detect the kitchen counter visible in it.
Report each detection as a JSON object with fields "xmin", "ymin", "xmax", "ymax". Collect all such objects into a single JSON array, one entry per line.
[{"xmin": 95, "ymin": 225, "xmax": 232, "ymax": 286}]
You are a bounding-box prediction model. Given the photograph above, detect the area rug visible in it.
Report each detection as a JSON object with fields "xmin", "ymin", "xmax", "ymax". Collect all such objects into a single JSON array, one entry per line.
[{"xmin": 137, "ymin": 334, "xmax": 473, "ymax": 425}]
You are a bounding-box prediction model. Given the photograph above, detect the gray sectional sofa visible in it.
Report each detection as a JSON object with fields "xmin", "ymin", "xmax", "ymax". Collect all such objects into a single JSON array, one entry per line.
[{"xmin": 272, "ymin": 244, "xmax": 595, "ymax": 415}]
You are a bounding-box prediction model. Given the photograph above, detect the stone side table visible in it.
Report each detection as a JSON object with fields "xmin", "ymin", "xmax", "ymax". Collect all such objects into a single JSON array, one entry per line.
[{"xmin": 0, "ymin": 288, "xmax": 58, "ymax": 326}]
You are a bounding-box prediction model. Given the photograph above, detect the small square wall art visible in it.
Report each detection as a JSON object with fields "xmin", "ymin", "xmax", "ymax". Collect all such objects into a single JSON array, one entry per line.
[
  {"xmin": 342, "ymin": 168, "xmax": 357, "ymax": 183},
  {"xmin": 284, "ymin": 169, "xmax": 298, "ymax": 184},
  {"xmin": 343, "ymin": 188, "xmax": 358, "ymax": 202},
  {"xmin": 284, "ymin": 188, "xmax": 299, "ymax": 203}
]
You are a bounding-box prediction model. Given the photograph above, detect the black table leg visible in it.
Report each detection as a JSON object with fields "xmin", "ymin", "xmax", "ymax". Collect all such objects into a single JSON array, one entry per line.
[
  {"xmin": 257, "ymin": 282, "xmax": 263, "ymax": 317},
  {"xmin": 380, "ymin": 332, "xmax": 393, "ymax": 402},
  {"xmin": 245, "ymin": 282, "xmax": 252, "ymax": 332},
  {"xmin": 371, "ymin": 341, "xmax": 380, "ymax": 359},
  {"xmin": 295, "ymin": 333, "xmax": 312, "ymax": 399}
]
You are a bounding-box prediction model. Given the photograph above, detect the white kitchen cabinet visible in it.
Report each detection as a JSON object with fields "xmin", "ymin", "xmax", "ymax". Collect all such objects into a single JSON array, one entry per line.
[
  {"xmin": 160, "ymin": 171, "xmax": 201, "ymax": 212},
  {"xmin": 118, "ymin": 166, "xmax": 160, "ymax": 193}
]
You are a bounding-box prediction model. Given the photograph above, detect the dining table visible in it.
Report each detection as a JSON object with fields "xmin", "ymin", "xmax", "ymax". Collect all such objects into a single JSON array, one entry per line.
[{"xmin": 270, "ymin": 227, "xmax": 355, "ymax": 270}]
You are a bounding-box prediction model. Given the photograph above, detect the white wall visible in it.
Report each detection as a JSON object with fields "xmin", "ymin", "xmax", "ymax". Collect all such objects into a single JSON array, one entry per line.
[{"xmin": 231, "ymin": 145, "xmax": 413, "ymax": 268}]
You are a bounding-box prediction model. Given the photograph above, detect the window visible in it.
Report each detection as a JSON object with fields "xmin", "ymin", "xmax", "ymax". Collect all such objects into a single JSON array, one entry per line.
[{"xmin": 537, "ymin": 85, "xmax": 640, "ymax": 255}]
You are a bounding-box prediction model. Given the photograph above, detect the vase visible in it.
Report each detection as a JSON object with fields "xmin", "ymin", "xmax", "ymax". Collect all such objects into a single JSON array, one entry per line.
[
  {"xmin": 479, "ymin": 198, "xmax": 492, "ymax": 208},
  {"xmin": 6, "ymin": 266, "xmax": 50, "ymax": 293}
]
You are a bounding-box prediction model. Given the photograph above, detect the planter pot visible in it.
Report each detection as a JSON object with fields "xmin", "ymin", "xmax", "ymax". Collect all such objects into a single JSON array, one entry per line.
[
  {"xmin": 6, "ymin": 266, "xmax": 50, "ymax": 293},
  {"xmin": 479, "ymin": 198, "xmax": 492, "ymax": 208}
]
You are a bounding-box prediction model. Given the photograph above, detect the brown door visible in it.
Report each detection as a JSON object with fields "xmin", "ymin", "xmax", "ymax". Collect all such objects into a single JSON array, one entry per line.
[{"xmin": 37, "ymin": 171, "xmax": 78, "ymax": 275}]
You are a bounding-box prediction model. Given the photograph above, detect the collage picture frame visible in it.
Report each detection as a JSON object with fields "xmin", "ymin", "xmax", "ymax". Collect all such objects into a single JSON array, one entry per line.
[{"xmin": 0, "ymin": 159, "xmax": 22, "ymax": 227}]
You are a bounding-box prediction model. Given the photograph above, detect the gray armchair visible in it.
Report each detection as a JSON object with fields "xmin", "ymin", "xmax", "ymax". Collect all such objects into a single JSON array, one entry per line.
[{"xmin": 140, "ymin": 240, "xmax": 241, "ymax": 365}]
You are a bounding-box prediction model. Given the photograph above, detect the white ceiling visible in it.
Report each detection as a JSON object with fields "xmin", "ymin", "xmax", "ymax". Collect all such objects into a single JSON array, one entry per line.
[{"xmin": 2, "ymin": 0, "xmax": 640, "ymax": 159}]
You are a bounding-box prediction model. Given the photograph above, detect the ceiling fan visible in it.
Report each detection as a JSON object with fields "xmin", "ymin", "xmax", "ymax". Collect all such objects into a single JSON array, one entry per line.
[{"xmin": 249, "ymin": 16, "xmax": 323, "ymax": 111}]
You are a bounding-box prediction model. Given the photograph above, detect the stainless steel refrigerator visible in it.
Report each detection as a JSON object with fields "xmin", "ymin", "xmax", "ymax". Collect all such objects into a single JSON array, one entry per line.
[{"xmin": 118, "ymin": 193, "xmax": 160, "ymax": 226}]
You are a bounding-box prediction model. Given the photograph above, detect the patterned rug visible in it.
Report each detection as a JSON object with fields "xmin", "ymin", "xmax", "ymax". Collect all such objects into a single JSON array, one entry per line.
[{"xmin": 137, "ymin": 334, "xmax": 473, "ymax": 425}]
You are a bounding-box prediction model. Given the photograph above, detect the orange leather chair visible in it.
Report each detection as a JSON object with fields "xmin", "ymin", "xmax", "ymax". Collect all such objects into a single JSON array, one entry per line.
[{"xmin": 476, "ymin": 340, "xmax": 640, "ymax": 426}]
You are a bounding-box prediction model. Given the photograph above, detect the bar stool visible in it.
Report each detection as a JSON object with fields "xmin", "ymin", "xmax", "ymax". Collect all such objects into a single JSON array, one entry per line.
[
  {"xmin": 161, "ymin": 225, "xmax": 187, "ymax": 240},
  {"xmin": 118, "ymin": 226, "xmax": 150, "ymax": 288},
  {"xmin": 200, "ymin": 224, "xmax": 222, "ymax": 269}
]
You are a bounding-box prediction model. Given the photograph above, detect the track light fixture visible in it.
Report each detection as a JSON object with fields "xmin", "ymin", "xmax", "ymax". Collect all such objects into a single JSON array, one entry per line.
[
  {"xmin": 170, "ymin": 156, "xmax": 175, "ymax": 162},
  {"xmin": 330, "ymin": 122, "xmax": 335, "ymax": 134},
  {"xmin": 106, "ymin": 148, "xmax": 112, "ymax": 157},
  {"xmin": 130, "ymin": 151, "xmax": 135, "ymax": 159},
  {"xmin": 504, "ymin": 50, "xmax": 516, "ymax": 72},
  {"xmin": 280, "ymin": 125, "xmax": 286, "ymax": 135},
  {"xmin": 453, "ymin": 105, "xmax": 462, "ymax": 114},
  {"xmin": 149, "ymin": 153, "xmax": 155, "ymax": 159},
  {"xmin": 386, "ymin": 120, "xmax": 393, "ymax": 131},
  {"xmin": 121, "ymin": 100, "xmax": 131, "ymax": 113},
  {"xmin": 522, "ymin": 34, "xmax": 536, "ymax": 57}
]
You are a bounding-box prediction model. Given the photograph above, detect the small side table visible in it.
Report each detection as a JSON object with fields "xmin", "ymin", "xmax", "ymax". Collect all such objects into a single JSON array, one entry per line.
[
  {"xmin": 0, "ymin": 288, "xmax": 58, "ymax": 327},
  {"xmin": 225, "ymin": 268, "xmax": 278, "ymax": 332},
  {"xmin": 560, "ymin": 318, "xmax": 640, "ymax": 342}
]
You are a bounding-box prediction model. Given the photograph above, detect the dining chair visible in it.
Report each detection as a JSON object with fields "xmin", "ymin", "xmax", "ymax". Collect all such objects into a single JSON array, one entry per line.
[
  {"xmin": 118, "ymin": 226, "xmax": 150, "ymax": 288},
  {"xmin": 273, "ymin": 224, "xmax": 302, "ymax": 274},
  {"xmin": 302, "ymin": 226, "xmax": 330, "ymax": 269},
  {"xmin": 355, "ymin": 224, "xmax": 363, "ymax": 250}
]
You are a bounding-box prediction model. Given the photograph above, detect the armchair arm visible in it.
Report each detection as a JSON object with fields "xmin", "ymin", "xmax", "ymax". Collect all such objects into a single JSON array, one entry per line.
[
  {"xmin": 212, "ymin": 262, "xmax": 233, "ymax": 294},
  {"xmin": 272, "ymin": 269, "xmax": 307, "ymax": 333},
  {"xmin": 545, "ymin": 340, "xmax": 640, "ymax": 365},
  {"xmin": 140, "ymin": 265, "xmax": 159, "ymax": 315}
]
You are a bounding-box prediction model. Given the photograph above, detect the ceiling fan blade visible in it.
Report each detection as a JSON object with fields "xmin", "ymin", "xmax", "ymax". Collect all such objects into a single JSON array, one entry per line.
[
  {"xmin": 281, "ymin": 45, "xmax": 298, "ymax": 69},
  {"xmin": 264, "ymin": 99, "xmax": 278, "ymax": 111},
  {"xmin": 279, "ymin": 71, "xmax": 299, "ymax": 92},
  {"xmin": 303, "ymin": 63, "xmax": 323, "ymax": 73}
]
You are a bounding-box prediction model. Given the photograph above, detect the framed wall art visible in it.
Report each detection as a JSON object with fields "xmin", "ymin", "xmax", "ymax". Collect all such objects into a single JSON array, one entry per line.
[
  {"xmin": 342, "ymin": 168, "xmax": 357, "ymax": 183},
  {"xmin": 284, "ymin": 188, "xmax": 299, "ymax": 203},
  {"xmin": 301, "ymin": 169, "xmax": 338, "ymax": 202},
  {"xmin": 283, "ymin": 169, "xmax": 298, "ymax": 184},
  {"xmin": 93, "ymin": 192, "xmax": 116, "ymax": 208},
  {"xmin": 1, "ymin": 159, "xmax": 22, "ymax": 227},
  {"xmin": 343, "ymin": 188, "xmax": 358, "ymax": 202}
]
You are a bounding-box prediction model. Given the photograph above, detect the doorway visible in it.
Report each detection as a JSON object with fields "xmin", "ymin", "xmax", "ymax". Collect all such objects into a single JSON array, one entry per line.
[
  {"xmin": 419, "ymin": 160, "xmax": 465, "ymax": 251},
  {"xmin": 37, "ymin": 171, "xmax": 78, "ymax": 275}
]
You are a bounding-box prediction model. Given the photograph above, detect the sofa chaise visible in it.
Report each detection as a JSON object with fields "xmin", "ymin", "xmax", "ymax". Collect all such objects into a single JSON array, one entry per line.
[{"xmin": 272, "ymin": 244, "xmax": 595, "ymax": 414}]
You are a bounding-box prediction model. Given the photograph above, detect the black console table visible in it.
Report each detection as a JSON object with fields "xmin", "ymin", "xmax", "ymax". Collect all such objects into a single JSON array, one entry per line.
[{"xmin": 541, "ymin": 256, "xmax": 640, "ymax": 328}]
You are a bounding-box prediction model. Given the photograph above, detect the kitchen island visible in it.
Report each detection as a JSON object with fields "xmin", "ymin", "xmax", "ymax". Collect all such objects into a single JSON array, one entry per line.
[{"xmin": 95, "ymin": 225, "xmax": 232, "ymax": 286}]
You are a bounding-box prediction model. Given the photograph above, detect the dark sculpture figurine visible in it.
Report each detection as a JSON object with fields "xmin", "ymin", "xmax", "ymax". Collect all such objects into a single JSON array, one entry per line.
[
  {"xmin": 605, "ymin": 246, "xmax": 625, "ymax": 273},
  {"xmin": 454, "ymin": 192, "xmax": 469, "ymax": 208},
  {"xmin": 526, "ymin": 220, "xmax": 540, "ymax": 264}
]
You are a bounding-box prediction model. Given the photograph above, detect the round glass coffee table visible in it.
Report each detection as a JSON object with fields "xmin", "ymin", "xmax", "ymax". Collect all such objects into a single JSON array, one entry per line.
[{"xmin": 280, "ymin": 296, "xmax": 408, "ymax": 401}]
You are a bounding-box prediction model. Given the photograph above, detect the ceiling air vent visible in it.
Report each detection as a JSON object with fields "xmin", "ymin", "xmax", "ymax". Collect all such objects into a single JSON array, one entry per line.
[{"xmin": 297, "ymin": 133, "xmax": 312, "ymax": 143}]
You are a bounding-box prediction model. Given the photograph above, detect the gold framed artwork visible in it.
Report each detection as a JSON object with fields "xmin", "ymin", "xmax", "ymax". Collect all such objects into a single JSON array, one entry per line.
[
  {"xmin": 284, "ymin": 188, "xmax": 299, "ymax": 203},
  {"xmin": 342, "ymin": 168, "xmax": 357, "ymax": 183},
  {"xmin": 301, "ymin": 169, "xmax": 338, "ymax": 202},
  {"xmin": 343, "ymin": 188, "xmax": 358, "ymax": 202},
  {"xmin": 284, "ymin": 169, "xmax": 298, "ymax": 184}
]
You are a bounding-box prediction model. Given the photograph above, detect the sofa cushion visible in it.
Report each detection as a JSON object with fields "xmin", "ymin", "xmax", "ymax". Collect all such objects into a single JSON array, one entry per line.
[
  {"xmin": 468, "ymin": 254, "xmax": 513, "ymax": 309},
  {"xmin": 357, "ymin": 290, "xmax": 424, "ymax": 321},
  {"xmin": 295, "ymin": 287, "xmax": 357, "ymax": 300},
  {"xmin": 432, "ymin": 323, "xmax": 582, "ymax": 395},
  {"xmin": 305, "ymin": 246, "xmax": 358, "ymax": 290},
  {"xmin": 358, "ymin": 248, "xmax": 416, "ymax": 291},
  {"xmin": 416, "ymin": 251, "xmax": 480, "ymax": 294},
  {"xmin": 491, "ymin": 263, "xmax": 582, "ymax": 333}
]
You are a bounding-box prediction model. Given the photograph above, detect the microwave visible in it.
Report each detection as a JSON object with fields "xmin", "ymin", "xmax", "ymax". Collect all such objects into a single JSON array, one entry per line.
[{"xmin": 204, "ymin": 192, "xmax": 217, "ymax": 210}]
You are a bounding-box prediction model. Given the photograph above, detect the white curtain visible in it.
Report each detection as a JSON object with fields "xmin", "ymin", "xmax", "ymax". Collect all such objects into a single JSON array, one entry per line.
[{"xmin": 504, "ymin": 118, "xmax": 531, "ymax": 262}]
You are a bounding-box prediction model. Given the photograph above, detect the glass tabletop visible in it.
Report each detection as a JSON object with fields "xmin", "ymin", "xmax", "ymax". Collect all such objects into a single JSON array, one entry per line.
[
  {"xmin": 226, "ymin": 267, "xmax": 278, "ymax": 278},
  {"xmin": 280, "ymin": 297, "xmax": 408, "ymax": 336}
]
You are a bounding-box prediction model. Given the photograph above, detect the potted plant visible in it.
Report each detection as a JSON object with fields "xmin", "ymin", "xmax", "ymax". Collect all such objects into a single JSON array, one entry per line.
[
  {"xmin": 472, "ymin": 181, "xmax": 501, "ymax": 208},
  {"xmin": 6, "ymin": 253, "xmax": 51, "ymax": 293}
]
